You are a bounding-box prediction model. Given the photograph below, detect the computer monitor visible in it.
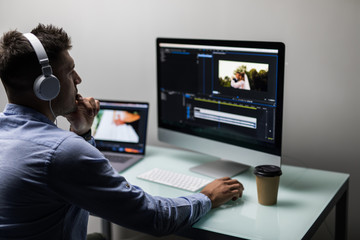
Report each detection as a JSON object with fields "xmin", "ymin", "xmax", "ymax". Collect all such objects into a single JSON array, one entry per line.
[{"xmin": 156, "ymin": 38, "xmax": 285, "ymax": 178}]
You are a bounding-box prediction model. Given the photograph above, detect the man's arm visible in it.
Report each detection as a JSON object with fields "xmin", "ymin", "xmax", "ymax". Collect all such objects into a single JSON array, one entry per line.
[{"xmin": 48, "ymin": 138, "xmax": 209, "ymax": 236}]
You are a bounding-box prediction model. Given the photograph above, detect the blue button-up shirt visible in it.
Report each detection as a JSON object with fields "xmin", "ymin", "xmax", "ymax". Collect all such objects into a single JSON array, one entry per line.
[{"xmin": 0, "ymin": 104, "xmax": 211, "ymax": 240}]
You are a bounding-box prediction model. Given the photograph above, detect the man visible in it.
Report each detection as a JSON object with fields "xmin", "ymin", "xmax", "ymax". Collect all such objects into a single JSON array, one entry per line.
[
  {"xmin": 231, "ymin": 71, "xmax": 250, "ymax": 90},
  {"xmin": 0, "ymin": 24, "xmax": 244, "ymax": 240}
]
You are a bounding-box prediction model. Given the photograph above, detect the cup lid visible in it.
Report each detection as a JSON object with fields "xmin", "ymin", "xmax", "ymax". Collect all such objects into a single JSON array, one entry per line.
[{"xmin": 254, "ymin": 165, "xmax": 282, "ymax": 177}]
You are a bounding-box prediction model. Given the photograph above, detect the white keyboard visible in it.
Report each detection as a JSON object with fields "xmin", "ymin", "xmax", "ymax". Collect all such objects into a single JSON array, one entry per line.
[{"xmin": 137, "ymin": 168, "xmax": 211, "ymax": 192}]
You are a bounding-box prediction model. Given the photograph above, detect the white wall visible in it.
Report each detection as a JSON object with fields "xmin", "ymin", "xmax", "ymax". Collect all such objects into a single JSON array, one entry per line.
[{"xmin": 1, "ymin": 0, "xmax": 359, "ymax": 239}]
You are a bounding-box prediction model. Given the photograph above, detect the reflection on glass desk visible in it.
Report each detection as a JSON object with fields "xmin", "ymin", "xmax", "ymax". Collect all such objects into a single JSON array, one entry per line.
[{"xmin": 101, "ymin": 146, "xmax": 349, "ymax": 240}]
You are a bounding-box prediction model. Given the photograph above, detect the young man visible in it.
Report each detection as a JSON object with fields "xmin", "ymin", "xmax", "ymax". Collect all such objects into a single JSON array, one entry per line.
[{"xmin": 0, "ymin": 24, "xmax": 244, "ymax": 240}]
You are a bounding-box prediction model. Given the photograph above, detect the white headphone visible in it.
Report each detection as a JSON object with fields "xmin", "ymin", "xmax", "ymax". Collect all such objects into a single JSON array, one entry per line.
[{"xmin": 23, "ymin": 33, "xmax": 60, "ymax": 101}]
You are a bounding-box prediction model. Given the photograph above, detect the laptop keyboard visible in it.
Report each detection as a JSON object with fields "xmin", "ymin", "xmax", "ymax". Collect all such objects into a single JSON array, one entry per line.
[{"xmin": 106, "ymin": 154, "xmax": 132, "ymax": 163}]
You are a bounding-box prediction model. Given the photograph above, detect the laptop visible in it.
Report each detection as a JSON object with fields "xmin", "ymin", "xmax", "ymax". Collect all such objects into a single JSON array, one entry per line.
[{"xmin": 91, "ymin": 100, "xmax": 149, "ymax": 172}]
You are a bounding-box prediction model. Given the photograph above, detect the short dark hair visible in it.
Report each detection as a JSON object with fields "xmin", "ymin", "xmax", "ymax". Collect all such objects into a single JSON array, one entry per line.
[{"xmin": 0, "ymin": 23, "xmax": 72, "ymax": 91}]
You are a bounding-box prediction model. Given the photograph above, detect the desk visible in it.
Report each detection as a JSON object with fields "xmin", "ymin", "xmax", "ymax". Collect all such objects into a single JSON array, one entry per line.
[{"xmin": 102, "ymin": 146, "xmax": 349, "ymax": 240}]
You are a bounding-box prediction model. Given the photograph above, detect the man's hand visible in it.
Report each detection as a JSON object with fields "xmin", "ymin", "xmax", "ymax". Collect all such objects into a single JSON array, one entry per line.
[
  {"xmin": 65, "ymin": 96, "xmax": 100, "ymax": 135},
  {"xmin": 200, "ymin": 177, "xmax": 244, "ymax": 208}
]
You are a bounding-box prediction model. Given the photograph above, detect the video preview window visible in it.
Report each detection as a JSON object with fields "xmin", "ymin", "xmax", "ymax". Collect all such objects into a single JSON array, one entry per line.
[
  {"xmin": 218, "ymin": 60, "xmax": 269, "ymax": 92},
  {"xmin": 211, "ymin": 53, "xmax": 278, "ymax": 106}
]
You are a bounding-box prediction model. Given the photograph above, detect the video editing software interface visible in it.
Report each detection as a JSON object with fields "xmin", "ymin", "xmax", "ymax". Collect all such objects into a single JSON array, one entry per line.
[
  {"xmin": 157, "ymin": 39, "xmax": 284, "ymax": 155},
  {"xmin": 91, "ymin": 101, "xmax": 149, "ymax": 154}
]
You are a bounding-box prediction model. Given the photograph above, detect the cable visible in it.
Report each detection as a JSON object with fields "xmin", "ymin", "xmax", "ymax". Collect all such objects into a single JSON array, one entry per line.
[{"xmin": 49, "ymin": 100, "xmax": 57, "ymax": 126}]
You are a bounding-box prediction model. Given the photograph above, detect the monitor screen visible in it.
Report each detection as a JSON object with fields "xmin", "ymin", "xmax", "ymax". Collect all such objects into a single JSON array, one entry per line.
[{"xmin": 157, "ymin": 38, "xmax": 285, "ymax": 177}]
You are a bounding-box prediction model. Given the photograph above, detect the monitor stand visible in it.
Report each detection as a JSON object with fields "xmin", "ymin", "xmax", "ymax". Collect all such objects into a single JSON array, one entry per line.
[{"xmin": 190, "ymin": 159, "xmax": 250, "ymax": 178}]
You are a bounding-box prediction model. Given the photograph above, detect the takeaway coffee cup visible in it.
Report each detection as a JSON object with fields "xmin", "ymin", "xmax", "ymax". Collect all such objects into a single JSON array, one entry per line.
[{"xmin": 254, "ymin": 165, "xmax": 282, "ymax": 206}]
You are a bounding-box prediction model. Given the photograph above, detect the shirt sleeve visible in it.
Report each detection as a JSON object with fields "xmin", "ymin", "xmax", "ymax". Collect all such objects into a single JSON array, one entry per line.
[{"xmin": 48, "ymin": 135, "xmax": 211, "ymax": 236}]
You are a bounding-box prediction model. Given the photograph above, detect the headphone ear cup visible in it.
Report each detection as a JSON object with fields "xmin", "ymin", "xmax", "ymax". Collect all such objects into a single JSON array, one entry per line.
[{"xmin": 33, "ymin": 74, "xmax": 60, "ymax": 101}]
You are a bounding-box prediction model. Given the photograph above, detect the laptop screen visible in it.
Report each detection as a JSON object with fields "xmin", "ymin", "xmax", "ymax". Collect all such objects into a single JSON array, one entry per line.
[{"xmin": 91, "ymin": 100, "xmax": 149, "ymax": 155}]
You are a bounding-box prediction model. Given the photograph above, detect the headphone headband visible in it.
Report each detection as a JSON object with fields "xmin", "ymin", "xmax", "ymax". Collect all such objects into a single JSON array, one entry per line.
[
  {"xmin": 22, "ymin": 32, "xmax": 60, "ymax": 101},
  {"xmin": 23, "ymin": 33, "xmax": 52, "ymax": 76}
]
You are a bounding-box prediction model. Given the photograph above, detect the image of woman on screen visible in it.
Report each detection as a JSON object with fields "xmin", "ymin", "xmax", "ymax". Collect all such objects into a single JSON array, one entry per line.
[{"xmin": 231, "ymin": 71, "xmax": 251, "ymax": 90}]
